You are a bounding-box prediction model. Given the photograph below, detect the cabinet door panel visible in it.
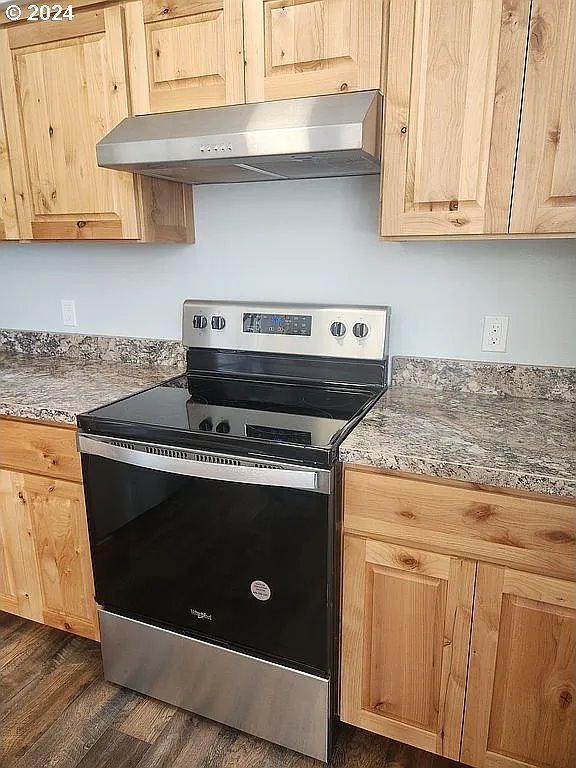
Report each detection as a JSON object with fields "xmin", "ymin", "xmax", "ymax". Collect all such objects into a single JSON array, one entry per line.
[
  {"xmin": 126, "ymin": 0, "xmax": 244, "ymax": 114},
  {"xmin": 380, "ymin": 0, "xmax": 530, "ymax": 237},
  {"xmin": 20, "ymin": 472, "xmax": 98, "ymax": 640},
  {"xmin": 0, "ymin": 91, "xmax": 18, "ymax": 240},
  {"xmin": 244, "ymin": 0, "xmax": 382, "ymax": 102},
  {"xmin": 510, "ymin": 0, "xmax": 576, "ymax": 234},
  {"xmin": 0, "ymin": 7, "xmax": 140, "ymax": 240},
  {"xmin": 341, "ymin": 536, "xmax": 476, "ymax": 759},
  {"xmin": 462, "ymin": 564, "xmax": 576, "ymax": 768},
  {"xmin": 0, "ymin": 469, "xmax": 43, "ymax": 620},
  {"xmin": 0, "ymin": 468, "xmax": 98, "ymax": 640}
]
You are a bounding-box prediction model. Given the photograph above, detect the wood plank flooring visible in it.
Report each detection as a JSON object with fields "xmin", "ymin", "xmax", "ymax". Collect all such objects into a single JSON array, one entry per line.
[{"xmin": 0, "ymin": 613, "xmax": 459, "ymax": 768}]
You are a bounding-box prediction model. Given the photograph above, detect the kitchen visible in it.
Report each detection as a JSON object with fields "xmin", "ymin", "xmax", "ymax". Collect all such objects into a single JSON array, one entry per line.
[{"xmin": 0, "ymin": 1, "xmax": 575, "ymax": 767}]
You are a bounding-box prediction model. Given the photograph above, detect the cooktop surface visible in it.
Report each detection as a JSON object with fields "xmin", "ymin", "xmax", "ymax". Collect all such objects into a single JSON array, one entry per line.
[{"xmin": 79, "ymin": 374, "xmax": 382, "ymax": 463}]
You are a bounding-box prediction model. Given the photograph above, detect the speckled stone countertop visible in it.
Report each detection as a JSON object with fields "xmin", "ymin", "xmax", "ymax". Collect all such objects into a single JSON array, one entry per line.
[
  {"xmin": 0, "ymin": 352, "xmax": 182, "ymax": 425},
  {"xmin": 340, "ymin": 386, "xmax": 576, "ymax": 498}
]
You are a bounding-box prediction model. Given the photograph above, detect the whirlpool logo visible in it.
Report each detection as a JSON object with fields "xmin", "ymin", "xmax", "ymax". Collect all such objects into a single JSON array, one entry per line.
[{"xmin": 190, "ymin": 609, "xmax": 212, "ymax": 621}]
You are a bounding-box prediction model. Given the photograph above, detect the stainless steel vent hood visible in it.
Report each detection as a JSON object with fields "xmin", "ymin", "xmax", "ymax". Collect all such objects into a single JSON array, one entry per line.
[{"xmin": 96, "ymin": 91, "xmax": 381, "ymax": 185}]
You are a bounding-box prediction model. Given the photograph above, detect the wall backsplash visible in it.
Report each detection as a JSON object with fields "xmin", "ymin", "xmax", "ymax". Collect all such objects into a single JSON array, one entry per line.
[{"xmin": 0, "ymin": 176, "xmax": 575, "ymax": 366}]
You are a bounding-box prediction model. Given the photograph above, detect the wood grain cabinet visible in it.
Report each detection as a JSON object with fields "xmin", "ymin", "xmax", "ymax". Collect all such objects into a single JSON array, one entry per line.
[
  {"xmin": 379, "ymin": 0, "xmax": 576, "ymax": 239},
  {"xmin": 510, "ymin": 0, "xmax": 576, "ymax": 234},
  {"xmin": 380, "ymin": 0, "xmax": 530, "ymax": 238},
  {"xmin": 0, "ymin": 89, "xmax": 18, "ymax": 240},
  {"xmin": 0, "ymin": 4, "xmax": 193, "ymax": 242},
  {"xmin": 341, "ymin": 536, "xmax": 475, "ymax": 759},
  {"xmin": 341, "ymin": 467, "xmax": 576, "ymax": 768},
  {"xmin": 462, "ymin": 564, "xmax": 576, "ymax": 768},
  {"xmin": 243, "ymin": 0, "xmax": 383, "ymax": 102},
  {"xmin": 124, "ymin": 0, "xmax": 245, "ymax": 114},
  {"xmin": 0, "ymin": 419, "xmax": 98, "ymax": 640}
]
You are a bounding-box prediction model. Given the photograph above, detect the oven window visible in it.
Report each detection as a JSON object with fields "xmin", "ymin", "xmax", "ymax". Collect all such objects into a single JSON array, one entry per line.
[{"xmin": 82, "ymin": 454, "xmax": 332, "ymax": 675}]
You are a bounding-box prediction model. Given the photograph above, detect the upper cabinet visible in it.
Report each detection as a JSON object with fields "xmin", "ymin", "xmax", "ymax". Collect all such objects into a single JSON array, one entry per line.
[
  {"xmin": 380, "ymin": 0, "xmax": 530, "ymax": 238},
  {"xmin": 510, "ymin": 0, "xmax": 576, "ymax": 234},
  {"xmin": 379, "ymin": 0, "xmax": 576, "ymax": 239},
  {"xmin": 243, "ymin": 0, "xmax": 383, "ymax": 102},
  {"xmin": 0, "ymin": 87, "xmax": 18, "ymax": 240},
  {"xmin": 0, "ymin": 4, "xmax": 193, "ymax": 242},
  {"xmin": 124, "ymin": 0, "xmax": 245, "ymax": 114}
]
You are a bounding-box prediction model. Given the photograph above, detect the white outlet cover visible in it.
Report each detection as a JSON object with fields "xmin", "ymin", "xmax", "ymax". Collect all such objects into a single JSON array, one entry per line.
[
  {"xmin": 61, "ymin": 299, "xmax": 77, "ymax": 327},
  {"xmin": 482, "ymin": 315, "xmax": 509, "ymax": 352}
]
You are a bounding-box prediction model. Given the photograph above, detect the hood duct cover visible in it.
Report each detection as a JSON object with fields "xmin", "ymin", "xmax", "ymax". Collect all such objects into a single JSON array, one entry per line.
[{"xmin": 96, "ymin": 91, "xmax": 382, "ymax": 185}]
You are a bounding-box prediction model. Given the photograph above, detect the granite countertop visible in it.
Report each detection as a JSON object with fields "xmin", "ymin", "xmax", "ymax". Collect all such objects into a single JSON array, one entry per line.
[
  {"xmin": 340, "ymin": 386, "xmax": 576, "ymax": 498},
  {"xmin": 0, "ymin": 352, "xmax": 182, "ymax": 424}
]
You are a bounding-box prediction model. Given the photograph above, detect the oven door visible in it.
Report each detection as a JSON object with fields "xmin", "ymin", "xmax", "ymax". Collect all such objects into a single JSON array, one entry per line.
[{"xmin": 79, "ymin": 434, "xmax": 333, "ymax": 676}]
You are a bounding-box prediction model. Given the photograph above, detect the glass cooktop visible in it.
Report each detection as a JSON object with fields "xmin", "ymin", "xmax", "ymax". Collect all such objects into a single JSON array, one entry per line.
[{"xmin": 81, "ymin": 374, "xmax": 380, "ymax": 455}]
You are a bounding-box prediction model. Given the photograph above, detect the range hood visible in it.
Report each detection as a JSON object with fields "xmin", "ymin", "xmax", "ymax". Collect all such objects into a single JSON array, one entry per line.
[{"xmin": 96, "ymin": 91, "xmax": 381, "ymax": 185}]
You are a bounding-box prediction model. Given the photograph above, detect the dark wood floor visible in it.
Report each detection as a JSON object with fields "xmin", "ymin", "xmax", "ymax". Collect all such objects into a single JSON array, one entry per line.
[{"xmin": 0, "ymin": 613, "xmax": 457, "ymax": 768}]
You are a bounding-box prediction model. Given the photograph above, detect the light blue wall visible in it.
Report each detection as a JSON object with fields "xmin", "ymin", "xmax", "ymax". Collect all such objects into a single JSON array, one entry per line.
[{"xmin": 1, "ymin": 176, "xmax": 575, "ymax": 365}]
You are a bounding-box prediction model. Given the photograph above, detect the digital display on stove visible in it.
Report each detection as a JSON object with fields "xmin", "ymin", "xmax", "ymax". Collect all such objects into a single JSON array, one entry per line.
[
  {"xmin": 246, "ymin": 424, "xmax": 312, "ymax": 445},
  {"xmin": 243, "ymin": 313, "xmax": 312, "ymax": 336}
]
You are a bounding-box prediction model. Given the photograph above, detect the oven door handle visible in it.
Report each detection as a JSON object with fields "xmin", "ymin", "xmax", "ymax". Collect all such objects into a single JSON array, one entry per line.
[{"xmin": 77, "ymin": 435, "xmax": 331, "ymax": 494}]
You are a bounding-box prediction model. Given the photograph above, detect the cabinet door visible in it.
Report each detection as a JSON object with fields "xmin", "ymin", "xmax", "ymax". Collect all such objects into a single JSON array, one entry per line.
[
  {"xmin": 0, "ymin": 469, "xmax": 42, "ymax": 620},
  {"xmin": 21, "ymin": 472, "xmax": 98, "ymax": 640},
  {"xmin": 341, "ymin": 536, "xmax": 476, "ymax": 759},
  {"xmin": 0, "ymin": 6, "xmax": 140, "ymax": 240},
  {"xmin": 0, "ymin": 90, "xmax": 18, "ymax": 240},
  {"xmin": 462, "ymin": 564, "xmax": 576, "ymax": 768},
  {"xmin": 0, "ymin": 469, "xmax": 98, "ymax": 640},
  {"xmin": 125, "ymin": 0, "xmax": 245, "ymax": 114},
  {"xmin": 510, "ymin": 0, "xmax": 576, "ymax": 234},
  {"xmin": 380, "ymin": 0, "xmax": 530, "ymax": 238},
  {"xmin": 244, "ymin": 0, "xmax": 382, "ymax": 102}
]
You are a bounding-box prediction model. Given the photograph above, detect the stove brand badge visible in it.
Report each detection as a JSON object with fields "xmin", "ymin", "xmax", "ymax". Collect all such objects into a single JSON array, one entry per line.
[
  {"xmin": 250, "ymin": 580, "xmax": 272, "ymax": 601},
  {"xmin": 190, "ymin": 609, "xmax": 212, "ymax": 620}
]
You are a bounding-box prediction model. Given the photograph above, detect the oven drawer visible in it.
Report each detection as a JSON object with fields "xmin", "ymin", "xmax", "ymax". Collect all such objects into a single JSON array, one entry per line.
[{"xmin": 100, "ymin": 610, "xmax": 330, "ymax": 761}]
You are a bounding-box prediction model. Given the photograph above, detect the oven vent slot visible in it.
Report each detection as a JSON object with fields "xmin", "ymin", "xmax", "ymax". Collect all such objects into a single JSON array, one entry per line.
[
  {"xmin": 110, "ymin": 440, "xmax": 137, "ymax": 450},
  {"xmin": 144, "ymin": 445, "xmax": 188, "ymax": 460},
  {"xmin": 103, "ymin": 439, "xmax": 282, "ymax": 471},
  {"xmin": 191, "ymin": 454, "xmax": 241, "ymax": 466}
]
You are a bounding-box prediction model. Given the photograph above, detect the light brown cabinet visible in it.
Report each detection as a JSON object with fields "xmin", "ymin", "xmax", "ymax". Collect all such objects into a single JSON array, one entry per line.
[
  {"xmin": 243, "ymin": 0, "xmax": 383, "ymax": 103},
  {"xmin": 0, "ymin": 88, "xmax": 18, "ymax": 241},
  {"xmin": 341, "ymin": 467, "xmax": 576, "ymax": 768},
  {"xmin": 125, "ymin": 0, "xmax": 245, "ymax": 114},
  {"xmin": 379, "ymin": 0, "xmax": 576, "ymax": 239},
  {"xmin": 0, "ymin": 418, "xmax": 98, "ymax": 640},
  {"xmin": 380, "ymin": 0, "xmax": 529, "ymax": 238},
  {"xmin": 462, "ymin": 564, "xmax": 576, "ymax": 768},
  {"xmin": 341, "ymin": 536, "xmax": 475, "ymax": 759},
  {"xmin": 0, "ymin": 4, "xmax": 193, "ymax": 242},
  {"xmin": 510, "ymin": 0, "xmax": 576, "ymax": 234}
]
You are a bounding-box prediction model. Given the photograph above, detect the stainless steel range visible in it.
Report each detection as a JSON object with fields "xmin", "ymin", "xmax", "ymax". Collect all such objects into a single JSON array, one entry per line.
[{"xmin": 77, "ymin": 301, "xmax": 390, "ymax": 761}]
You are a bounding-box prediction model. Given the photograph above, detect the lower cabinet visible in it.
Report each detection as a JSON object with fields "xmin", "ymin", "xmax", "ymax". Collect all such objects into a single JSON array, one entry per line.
[
  {"xmin": 341, "ymin": 467, "xmax": 576, "ymax": 768},
  {"xmin": 0, "ymin": 419, "xmax": 98, "ymax": 640},
  {"xmin": 462, "ymin": 564, "xmax": 576, "ymax": 768},
  {"xmin": 341, "ymin": 536, "xmax": 475, "ymax": 759}
]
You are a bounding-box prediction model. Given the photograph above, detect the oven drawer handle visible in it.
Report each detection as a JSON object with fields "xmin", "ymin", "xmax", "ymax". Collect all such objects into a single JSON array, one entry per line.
[{"xmin": 77, "ymin": 435, "xmax": 330, "ymax": 494}]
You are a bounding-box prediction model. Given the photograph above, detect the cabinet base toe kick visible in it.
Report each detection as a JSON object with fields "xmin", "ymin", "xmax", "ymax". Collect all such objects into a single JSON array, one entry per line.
[{"xmin": 99, "ymin": 609, "xmax": 331, "ymax": 762}]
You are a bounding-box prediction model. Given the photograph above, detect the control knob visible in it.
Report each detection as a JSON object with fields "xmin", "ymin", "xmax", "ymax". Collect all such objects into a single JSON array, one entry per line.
[
  {"xmin": 330, "ymin": 321, "xmax": 346, "ymax": 338},
  {"xmin": 198, "ymin": 418, "xmax": 213, "ymax": 431},
  {"xmin": 193, "ymin": 314, "xmax": 207, "ymax": 330},
  {"xmin": 215, "ymin": 420, "xmax": 230, "ymax": 434},
  {"xmin": 353, "ymin": 322, "xmax": 369, "ymax": 339},
  {"xmin": 211, "ymin": 315, "xmax": 226, "ymax": 330}
]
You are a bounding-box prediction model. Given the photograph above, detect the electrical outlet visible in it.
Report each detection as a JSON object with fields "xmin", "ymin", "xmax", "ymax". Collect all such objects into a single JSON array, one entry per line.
[
  {"xmin": 482, "ymin": 315, "xmax": 509, "ymax": 352},
  {"xmin": 61, "ymin": 299, "xmax": 77, "ymax": 327}
]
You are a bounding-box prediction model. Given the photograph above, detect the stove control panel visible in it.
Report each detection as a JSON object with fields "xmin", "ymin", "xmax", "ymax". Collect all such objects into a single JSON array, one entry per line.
[{"xmin": 183, "ymin": 301, "xmax": 390, "ymax": 361}]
